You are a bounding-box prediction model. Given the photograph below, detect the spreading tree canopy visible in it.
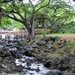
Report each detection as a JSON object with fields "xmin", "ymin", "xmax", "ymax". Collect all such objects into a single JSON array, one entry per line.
[
  {"xmin": 0, "ymin": 0, "xmax": 51, "ymax": 39},
  {"xmin": 0, "ymin": 0, "xmax": 75, "ymax": 38}
]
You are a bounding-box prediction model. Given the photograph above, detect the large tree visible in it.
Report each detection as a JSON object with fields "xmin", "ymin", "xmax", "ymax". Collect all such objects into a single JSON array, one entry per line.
[
  {"xmin": 0, "ymin": 0, "xmax": 50, "ymax": 39},
  {"xmin": 35, "ymin": 0, "xmax": 75, "ymax": 33},
  {"xmin": 47, "ymin": 0, "xmax": 74, "ymax": 33}
]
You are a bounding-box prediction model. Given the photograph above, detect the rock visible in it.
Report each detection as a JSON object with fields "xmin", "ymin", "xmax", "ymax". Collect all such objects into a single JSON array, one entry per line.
[
  {"xmin": 9, "ymin": 50, "xmax": 22, "ymax": 58},
  {"xmin": 2, "ymin": 64, "xmax": 8, "ymax": 69},
  {"xmin": 26, "ymin": 46, "xmax": 33, "ymax": 51},
  {"xmin": 36, "ymin": 41, "xmax": 46, "ymax": 46},
  {"xmin": 56, "ymin": 58, "xmax": 70, "ymax": 71},
  {"xmin": 26, "ymin": 59, "xmax": 32, "ymax": 66},
  {"xmin": 0, "ymin": 45, "xmax": 3, "ymax": 49},
  {"xmin": 45, "ymin": 37, "xmax": 57, "ymax": 43},
  {"xmin": 62, "ymin": 71, "xmax": 75, "ymax": 75},
  {"xmin": 15, "ymin": 65, "xmax": 23, "ymax": 72},
  {"xmin": 2, "ymin": 59, "xmax": 17, "ymax": 73},
  {"xmin": 32, "ymin": 44, "xmax": 38, "ymax": 48},
  {"xmin": 0, "ymin": 49, "xmax": 11, "ymax": 57},
  {"xmin": 58, "ymin": 38, "xmax": 66, "ymax": 45},
  {"xmin": 0, "ymin": 57, "xmax": 2, "ymax": 62},
  {"xmin": 72, "ymin": 69, "xmax": 75, "ymax": 73},
  {"xmin": 24, "ymin": 51, "xmax": 34, "ymax": 57},
  {"xmin": 45, "ymin": 69, "xmax": 61, "ymax": 75},
  {"xmin": 44, "ymin": 60, "xmax": 52, "ymax": 68},
  {"xmin": 46, "ymin": 41, "xmax": 53, "ymax": 49}
]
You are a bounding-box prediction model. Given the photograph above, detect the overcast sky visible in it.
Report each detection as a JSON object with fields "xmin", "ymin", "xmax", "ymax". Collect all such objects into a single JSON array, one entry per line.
[
  {"xmin": 23, "ymin": 0, "xmax": 39, "ymax": 5},
  {"xmin": 65, "ymin": 0, "xmax": 75, "ymax": 5},
  {"xmin": 23, "ymin": 0, "xmax": 75, "ymax": 8}
]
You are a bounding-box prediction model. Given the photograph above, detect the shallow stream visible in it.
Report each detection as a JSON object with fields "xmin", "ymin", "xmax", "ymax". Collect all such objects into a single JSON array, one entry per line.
[{"xmin": 1, "ymin": 34, "xmax": 60, "ymax": 75}]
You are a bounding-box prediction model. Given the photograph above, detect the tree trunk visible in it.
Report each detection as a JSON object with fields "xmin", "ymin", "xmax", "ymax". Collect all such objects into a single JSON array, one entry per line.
[
  {"xmin": 26, "ymin": 21, "xmax": 35, "ymax": 40},
  {"xmin": 27, "ymin": 26, "xmax": 35, "ymax": 40},
  {"xmin": 23, "ymin": 10, "xmax": 35, "ymax": 40},
  {"xmin": 27, "ymin": 12, "xmax": 35, "ymax": 40}
]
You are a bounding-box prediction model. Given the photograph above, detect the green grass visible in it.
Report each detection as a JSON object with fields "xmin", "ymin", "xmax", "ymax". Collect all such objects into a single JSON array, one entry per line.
[
  {"xmin": 38, "ymin": 33, "xmax": 75, "ymax": 37},
  {"xmin": 68, "ymin": 40, "xmax": 75, "ymax": 47}
]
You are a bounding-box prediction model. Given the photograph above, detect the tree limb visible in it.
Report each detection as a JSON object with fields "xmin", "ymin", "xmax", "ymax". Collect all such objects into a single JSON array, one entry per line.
[
  {"xmin": 0, "ymin": 0, "xmax": 12, "ymax": 3},
  {"xmin": 9, "ymin": 1, "xmax": 24, "ymax": 19},
  {"xmin": 35, "ymin": 0, "xmax": 50, "ymax": 13},
  {"xmin": 29, "ymin": 0, "xmax": 34, "ymax": 7},
  {"xmin": 35, "ymin": 0, "xmax": 44, "ymax": 7},
  {"xmin": 5, "ymin": 13, "xmax": 23, "ymax": 23}
]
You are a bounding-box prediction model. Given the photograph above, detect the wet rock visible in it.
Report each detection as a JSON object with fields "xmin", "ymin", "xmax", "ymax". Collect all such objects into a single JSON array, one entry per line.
[
  {"xmin": 56, "ymin": 58, "xmax": 70, "ymax": 71},
  {"xmin": 0, "ymin": 45, "xmax": 3, "ymax": 49},
  {"xmin": 26, "ymin": 59, "xmax": 32, "ymax": 66},
  {"xmin": 2, "ymin": 64, "xmax": 8, "ymax": 69},
  {"xmin": 10, "ymin": 50, "xmax": 22, "ymax": 58},
  {"xmin": 45, "ymin": 69, "xmax": 61, "ymax": 75},
  {"xmin": 62, "ymin": 71, "xmax": 75, "ymax": 75},
  {"xmin": 24, "ymin": 51, "xmax": 34, "ymax": 57},
  {"xmin": 72, "ymin": 69, "xmax": 75, "ymax": 73},
  {"xmin": 44, "ymin": 60, "xmax": 52, "ymax": 68},
  {"xmin": 0, "ymin": 49, "xmax": 11, "ymax": 57},
  {"xmin": 2, "ymin": 59, "xmax": 17, "ymax": 73},
  {"xmin": 57, "ymin": 64, "xmax": 70, "ymax": 71},
  {"xmin": 14, "ymin": 65, "xmax": 23, "ymax": 72}
]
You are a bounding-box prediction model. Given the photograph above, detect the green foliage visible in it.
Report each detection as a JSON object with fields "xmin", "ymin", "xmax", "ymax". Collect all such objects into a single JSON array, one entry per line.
[
  {"xmin": 68, "ymin": 40, "xmax": 75, "ymax": 47},
  {"xmin": 59, "ymin": 22, "xmax": 75, "ymax": 33},
  {"xmin": 0, "ymin": 0, "xmax": 75, "ymax": 34},
  {"xmin": 34, "ymin": 0, "xmax": 75, "ymax": 34},
  {"xmin": 0, "ymin": 17, "xmax": 25, "ymax": 30}
]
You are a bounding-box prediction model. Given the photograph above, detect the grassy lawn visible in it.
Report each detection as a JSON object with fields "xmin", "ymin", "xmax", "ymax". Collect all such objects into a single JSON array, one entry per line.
[{"xmin": 39, "ymin": 34, "xmax": 75, "ymax": 37}]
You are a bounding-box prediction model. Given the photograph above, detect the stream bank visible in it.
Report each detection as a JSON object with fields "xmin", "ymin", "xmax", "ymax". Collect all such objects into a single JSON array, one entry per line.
[{"xmin": 0, "ymin": 34, "xmax": 75, "ymax": 75}]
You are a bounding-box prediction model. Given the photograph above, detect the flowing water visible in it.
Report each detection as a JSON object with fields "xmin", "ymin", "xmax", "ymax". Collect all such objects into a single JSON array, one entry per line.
[
  {"xmin": 1, "ymin": 34, "xmax": 60, "ymax": 75},
  {"xmin": 15, "ymin": 56, "xmax": 50, "ymax": 75}
]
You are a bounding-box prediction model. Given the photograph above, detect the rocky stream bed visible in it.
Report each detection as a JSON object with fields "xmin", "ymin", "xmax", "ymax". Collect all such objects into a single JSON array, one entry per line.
[{"xmin": 0, "ymin": 34, "xmax": 75, "ymax": 75}]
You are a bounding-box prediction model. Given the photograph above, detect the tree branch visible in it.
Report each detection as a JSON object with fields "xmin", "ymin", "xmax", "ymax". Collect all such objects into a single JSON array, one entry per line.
[
  {"xmin": 0, "ymin": 0, "xmax": 12, "ymax": 3},
  {"xmin": 5, "ymin": 13, "xmax": 23, "ymax": 23},
  {"xmin": 29, "ymin": 0, "xmax": 34, "ymax": 8},
  {"xmin": 35, "ymin": 0, "xmax": 44, "ymax": 7},
  {"xmin": 35, "ymin": 0, "xmax": 50, "ymax": 13},
  {"xmin": 9, "ymin": 1, "xmax": 24, "ymax": 19}
]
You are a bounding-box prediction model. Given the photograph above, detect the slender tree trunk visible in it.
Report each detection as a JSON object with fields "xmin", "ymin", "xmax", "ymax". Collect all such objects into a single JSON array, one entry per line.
[
  {"xmin": 27, "ymin": 26, "xmax": 35, "ymax": 40},
  {"xmin": 26, "ymin": 20, "xmax": 35, "ymax": 40},
  {"xmin": 23, "ymin": 21, "xmax": 35, "ymax": 40},
  {"xmin": 27, "ymin": 12, "xmax": 35, "ymax": 40},
  {"xmin": 31, "ymin": 14, "xmax": 35, "ymax": 38},
  {"xmin": 23, "ymin": 9, "xmax": 35, "ymax": 40}
]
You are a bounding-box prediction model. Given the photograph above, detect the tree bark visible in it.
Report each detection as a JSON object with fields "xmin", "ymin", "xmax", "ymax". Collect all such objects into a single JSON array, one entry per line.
[
  {"xmin": 27, "ymin": 11, "xmax": 35, "ymax": 40},
  {"xmin": 26, "ymin": 26, "xmax": 35, "ymax": 41},
  {"xmin": 25, "ymin": 21, "xmax": 35, "ymax": 40}
]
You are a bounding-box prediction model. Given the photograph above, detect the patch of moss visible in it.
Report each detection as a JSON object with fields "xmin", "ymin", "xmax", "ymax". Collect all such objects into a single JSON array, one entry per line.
[
  {"xmin": 55, "ymin": 43, "xmax": 72, "ymax": 55},
  {"xmin": 68, "ymin": 40, "xmax": 75, "ymax": 47},
  {"xmin": 57, "ymin": 49, "xmax": 65, "ymax": 55}
]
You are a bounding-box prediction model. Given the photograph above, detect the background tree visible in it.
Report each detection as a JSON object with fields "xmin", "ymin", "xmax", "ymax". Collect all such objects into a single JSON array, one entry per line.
[
  {"xmin": 0, "ymin": 0, "xmax": 50, "ymax": 39},
  {"xmin": 35, "ymin": 0, "xmax": 75, "ymax": 33},
  {"xmin": 0, "ymin": 0, "xmax": 75, "ymax": 36}
]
